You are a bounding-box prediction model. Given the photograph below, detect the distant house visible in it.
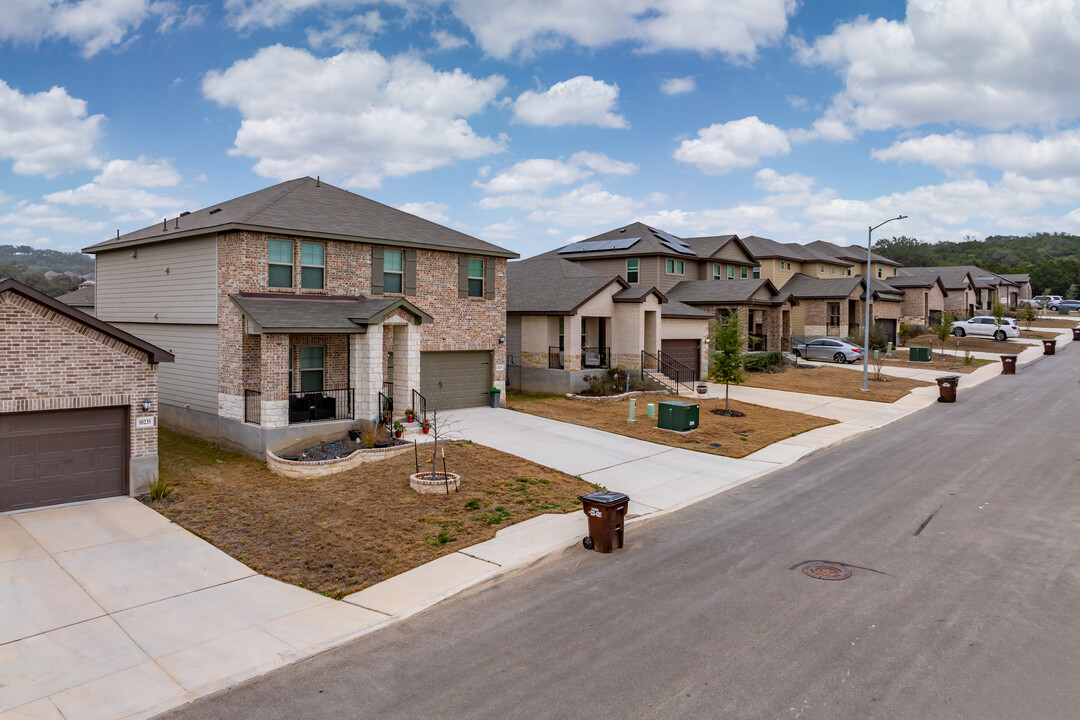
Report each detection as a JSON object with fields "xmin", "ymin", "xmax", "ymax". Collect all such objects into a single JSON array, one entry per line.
[
  {"xmin": 902, "ymin": 266, "xmax": 1021, "ymax": 310},
  {"xmin": 84, "ymin": 177, "xmax": 517, "ymax": 458},
  {"xmin": 55, "ymin": 280, "xmax": 96, "ymax": 316}
]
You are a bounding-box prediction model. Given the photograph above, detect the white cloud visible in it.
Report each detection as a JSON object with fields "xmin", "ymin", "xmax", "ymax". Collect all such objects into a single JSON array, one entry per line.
[
  {"xmin": 474, "ymin": 151, "xmax": 637, "ymax": 194},
  {"xmin": 305, "ymin": 11, "xmax": 384, "ymax": 49},
  {"xmin": 432, "ymin": 29, "xmax": 469, "ymax": 50},
  {"xmin": 480, "ymin": 218, "xmax": 520, "ymax": 239},
  {"xmin": 478, "ymin": 182, "xmax": 663, "ymax": 228},
  {"xmin": 0, "ymin": 201, "xmax": 108, "ymax": 233},
  {"xmin": 660, "ymin": 76, "xmax": 695, "ymax": 95},
  {"xmin": 872, "ymin": 128, "xmax": 1080, "ymax": 178},
  {"xmin": 0, "ymin": 0, "xmax": 195, "ymax": 57},
  {"xmin": 44, "ymin": 157, "xmax": 185, "ymax": 212},
  {"xmin": 397, "ymin": 201, "xmax": 450, "ymax": 223},
  {"xmin": 448, "ymin": 0, "xmax": 795, "ymax": 60},
  {"xmin": 640, "ymin": 205, "xmax": 802, "ymax": 237},
  {"xmin": 754, "ymin": 168, "xmax": 815, "ymax": 194},
  {"xmin": 202, "ymin": 45, "xmax": 507, "ymax": 188},
  {"xmin": 796, "ymin": 0, "xmax": 1080, "ymax": 134},
  {"xmin": 512, "ymin": 76, "xmax": 628, "ymax": 129},
  {"xmin": 0, "ymin": 80, "xmax": 103, "ymax": 177},
  {"xmin": 787, "ymin": 95, "xmax": 808, "ymax": 111},
  {"xmin": 224, "ymin": 0, "xmax": 370, "ymax": 30},
  {"xmin": 673, "ymin": 116, "xmax": 790, "ymax": 174}
]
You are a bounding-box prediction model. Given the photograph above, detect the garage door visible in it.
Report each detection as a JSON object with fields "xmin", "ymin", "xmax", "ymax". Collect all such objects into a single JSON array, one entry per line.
[
  {"xmin": 420, "ymin": 351, "xmax": 492, "ymax": 410},
  {"xmin": 1, "ymin": 407, "xmax": 127, "ymax": 513},
  {"xmin": 661, "ymin": 339, "xmax": 701, "ymax": 379},
  {"xmin": 875, "ymin": 319, "xmax": 897, "ymax": 347}
]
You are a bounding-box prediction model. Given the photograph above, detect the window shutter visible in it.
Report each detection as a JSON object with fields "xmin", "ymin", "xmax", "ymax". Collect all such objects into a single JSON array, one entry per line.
[
  {"xmin": 458, "ymin": 256, "xmax": 469, "ymax": 298},
  {"xmin": 484, "ymin": 258, "xmax": 495, "ymax": 300},
  {"xmin": 371, "ymin": 247, "xmax": 384, "ymax": 294},
  {"xmin": 404, "ymin": 249, "xmax": 417, "ymax": 295}
]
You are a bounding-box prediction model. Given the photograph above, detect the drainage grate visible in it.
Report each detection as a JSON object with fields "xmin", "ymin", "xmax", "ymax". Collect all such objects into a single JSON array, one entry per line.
[
  {"xmin": 708, "ymin": 442, "xmax": 723, "ymax": 448},
  {"xmin": 801, "ymin": 562, "xmax": 852, "ymax": 581}
]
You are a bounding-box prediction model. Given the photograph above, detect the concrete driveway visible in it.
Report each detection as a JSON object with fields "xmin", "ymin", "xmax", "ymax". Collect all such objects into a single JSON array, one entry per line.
[{"xmin": 0, "ymin": 498, "xmax": 389, "ymax": 720}]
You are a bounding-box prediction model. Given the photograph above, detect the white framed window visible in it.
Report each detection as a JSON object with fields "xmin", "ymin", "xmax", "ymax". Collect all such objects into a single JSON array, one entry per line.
[
  {"xmin": 384, "ymin": 250, "xmax": 403, "ymax": 293},
  {"xmin": 666, "ymin": 259, "xmax": 684, "ymax": 275},
  {"xmin": 300, "ymin": 242, "xmax": 324, "ymax": 289},
  {"xmin": 712, "ymin": 263, "xmax": 722, "ymax": 280},
  {"xmin": 727, "ymin": 265, "xmax": 735, "ymax": 279},
  {"xmin": 626, "ymin": 258, "xmax": 639, "ymax": 283},
  {"xmin": 752, "ymin": 266, "xmax": 760, "ymax": 279},
  {"xmin": 741, "ymin": 266, "xmax": 748, "ymax": 279},
  {"xmin": 467, "ymin": 258, "xmax": 485, "ymax": 297},
  {"xmin": 268, "ymin": 239, "xmax": 293, "ymax": 288}
]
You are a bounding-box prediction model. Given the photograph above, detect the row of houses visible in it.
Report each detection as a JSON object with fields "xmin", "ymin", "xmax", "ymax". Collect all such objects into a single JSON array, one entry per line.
[{"xmin": 50, "ymin": 177, "xmax": 1030, "ymax": 461}]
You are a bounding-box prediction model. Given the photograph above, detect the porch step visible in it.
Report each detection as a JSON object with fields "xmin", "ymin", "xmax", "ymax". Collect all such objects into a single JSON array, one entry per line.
[{"xmin": 643, "ymin": 370, "xmax": 697, "ymax": 397}]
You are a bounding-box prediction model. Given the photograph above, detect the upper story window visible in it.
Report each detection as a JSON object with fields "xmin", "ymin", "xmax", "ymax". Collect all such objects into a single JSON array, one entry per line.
[
  {"xmin": 820, "ymin": 263, "xmax": 825, "ymax": 273},
  {"xmin": 300, "ymin": 242, "xmax": 324, "ymax": 289},
  {"xmin": 893, "ymin": 268, "xmax": 898, "ymax": 276},
  {"xmin": 752, "ymin": 266, "xmax": 761, "ymax": 279},
  {"xmin": 467, "ymin": 258, "xmax": 485, "ymax": 297},
  {"xmin": 384, "ymin": 249, "xmax": 403, "ymax": 293},
  {"xmin": 727, "ymin": 265, "xmax": 735, "ymax": 279},
  {"xmin": 268, "ymin": 239, "xmax": 293, "ymax": 288},
  {"xmin": 830, "ymin": 265, "xmax": 835, "ymax": 275},
  {"xmin": 712, "ymin": 263, "xmax": 722, "ymax": 280},
  {"xmin": 741, "ymin": 267, "xmax": 748, "ymax": 279},
  {"xmin": 666, "ymin": 259, "xmax": 684, "ymax": 275},
  {"xmin": 876, "ymin": 264, "xmax": 883, "ymax": 278},
  {"xmin": 626, "ymin": 258, "xmax": 639, "ymax": 284}
]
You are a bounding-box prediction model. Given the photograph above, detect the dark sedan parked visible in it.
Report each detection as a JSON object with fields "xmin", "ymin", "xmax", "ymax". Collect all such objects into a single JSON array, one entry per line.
[{"xmin": 793, "ymin": 338, "xmax": 864, "ymax": 363}]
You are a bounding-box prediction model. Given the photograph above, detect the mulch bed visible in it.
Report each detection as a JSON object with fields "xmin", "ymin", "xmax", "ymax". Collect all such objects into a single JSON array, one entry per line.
[
  {"xmin": 288, "ymin": 436, "xmax": 405, "ymax": 461},
  {"xmin": 506, "ymin": 393, "xmax": 834, "ymax": 458},
  {"xmin": 146, "ymin": 430, "xmax": 592, "ymax": 599}
]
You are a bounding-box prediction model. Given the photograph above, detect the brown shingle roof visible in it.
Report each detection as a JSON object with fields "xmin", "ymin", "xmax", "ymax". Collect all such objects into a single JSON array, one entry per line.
[
  {"xmin": 229, "ymin": 293, "xmax": 432, "ymax": 333},
  {"xmin": 84, "ymin": 177, "xmax": 517, "ymax": 258},
  {"xmin": 507, "ymin": 257, "xmax": 629, "ymax": 314},
  {"xmin": 55, "ymin": 283, "xmax": 95, "ymax": 308}
]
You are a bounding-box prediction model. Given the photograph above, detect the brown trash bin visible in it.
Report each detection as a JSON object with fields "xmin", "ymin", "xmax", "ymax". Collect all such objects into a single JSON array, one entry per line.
[
  {"xmin": 1043, "ymin": 339, "xmax": 1057, "ymax": 355},
  {"xmin": 1072, "ymin": 328, "xmax": 1080, "ymax": 341},
  {"xmin": 1000, "ymin": 355, "xmax": 1017, "ymax": 374},
  {"xmin": 935, "ymin": 375, "xmax": 960, "ymax": 403},
  {"xmin": 579, "ymin": 490, "xmax": 629, "ymax": 553}
]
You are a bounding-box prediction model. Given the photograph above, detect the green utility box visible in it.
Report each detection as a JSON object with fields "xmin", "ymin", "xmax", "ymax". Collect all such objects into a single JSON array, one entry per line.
[
  {"xmin": 1058, "ymin": 307, "xmax": 1071, "ymax": 315},
  {"xmin": 909, "ymin": 346, "xmax": 933, "ymax": 362},
  {"xmin": 657, "ymin": 401, "xmax": 699, "ymax": 432}
]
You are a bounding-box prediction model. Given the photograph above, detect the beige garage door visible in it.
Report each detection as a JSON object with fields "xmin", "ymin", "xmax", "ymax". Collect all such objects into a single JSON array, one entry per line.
[
  {"xmin": 661, "ymin": 339, "xmax": 701, "ymax": 378},
  {"xmin": 0, "ymin": 407, "xmax": 127, "ymax": 513},
  {"xmin": 420, "ymin": 351, "xmax": 492, "ymax": 410}
]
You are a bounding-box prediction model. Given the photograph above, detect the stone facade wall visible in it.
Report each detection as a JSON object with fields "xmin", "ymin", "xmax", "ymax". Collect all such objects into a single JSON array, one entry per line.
[
  {"xmin": 0, "ymin": 290, "xmax": 159, "ymax": 462},
  {"xmin": 217, "ymin": 231, "xmax": 508, "ymax": 421},
  {"xmin": 690, "ymin": 303, "xmax": 787, "ymax": 352}
]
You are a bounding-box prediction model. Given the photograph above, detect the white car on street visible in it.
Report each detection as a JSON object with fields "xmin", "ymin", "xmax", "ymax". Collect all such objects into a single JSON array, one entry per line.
[{"xmin": 950, "ymin": 316, "xmax": 1020, "ymax": 341}]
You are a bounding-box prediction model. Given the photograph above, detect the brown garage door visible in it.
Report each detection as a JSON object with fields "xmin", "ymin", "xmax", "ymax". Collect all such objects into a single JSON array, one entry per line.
[
  {"xmin": 0, "ymin": 407, "xmax": 127, "ymax": 513},
  {"xmin": 661, "ymin": 339, "xmax": 701, "ymax": 379},
  {"xmin": 420, "ymin": 351, "xmax": 492, "ymax": 410}
]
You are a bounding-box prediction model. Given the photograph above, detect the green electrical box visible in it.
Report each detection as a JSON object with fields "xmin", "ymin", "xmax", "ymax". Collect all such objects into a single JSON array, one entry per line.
[
  {"xmin": 909, "ymin": 346, "xmax": 932, "ymax": 362},
  {"xmin": 657, "ymin": 401, "xmax": 699, "ymax": 432},
  {"xmin": 1059, "ymin": 307, "xmax": 1071, "ymax": 316}
]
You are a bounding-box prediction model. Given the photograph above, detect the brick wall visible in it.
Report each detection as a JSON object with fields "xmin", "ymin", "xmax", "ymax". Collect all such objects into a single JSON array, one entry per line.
[
  {"xmin": 0, "ymin": 290, "xmax": 159, "ymax": 460},
  {"xmin": 288, "ymin": 334, "xmax": 349, "ymax": 390},
  {"xmin": 217, "ymin": 231, "xmax": 508, "ymax": 407}
]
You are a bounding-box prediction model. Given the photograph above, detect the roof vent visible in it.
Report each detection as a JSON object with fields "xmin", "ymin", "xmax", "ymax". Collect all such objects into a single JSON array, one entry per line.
[
  {"xmin": 180, "ymin": 211, "xmax": 190, "ymax": 217},
  {"xmin": 209, "ymin": 207, "xmax": 222, "ymax": 214}
]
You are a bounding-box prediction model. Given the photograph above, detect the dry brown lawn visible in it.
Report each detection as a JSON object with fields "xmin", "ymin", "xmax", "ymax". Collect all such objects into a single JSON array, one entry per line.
[
  {"xmin": 877, "ymin": 355, "xmax": 991, "ymax": 374},
  {"xmin": 506, "ymin": 392, "xmax": 834, "ymax": 459},
  {"xmin": 147, "ymin": 430, "xmax": 592, "ymax": 598},
  {"xmin": 741, "ymin": 365, "xmax": 932, "ymax": 401},
  {"xmin": 1019, "ymin": 329, "xmax": 1059, "ymax": 339},
  {"xmin": 1025, "ymin": 318, "xmax": 1079, "ymax": 328},
  {"xmin": 904, "ymin": 333, "xmax": 1029, "ymax": 355}
]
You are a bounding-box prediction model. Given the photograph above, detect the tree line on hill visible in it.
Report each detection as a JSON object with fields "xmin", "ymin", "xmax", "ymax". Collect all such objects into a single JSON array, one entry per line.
[
  {"xmin": 0, "ymin": 245, "xmax": 94, "ymax": 297},
  {"xmin": 873, "ymin": 233, "xmax": 1080, "ymax": 297}
]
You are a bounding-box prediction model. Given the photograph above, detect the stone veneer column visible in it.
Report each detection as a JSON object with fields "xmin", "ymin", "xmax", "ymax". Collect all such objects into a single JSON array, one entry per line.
[
  {"xmin": 351, "ymin": 325, "xmax": 384, "ymax": 422},
  {"xmin": 392, "ymin": 322, "xmax": 420, "ymax": 417},
  {"xmin": 260, "ymin": 333, "xmax": 290, "ymax": 429}
]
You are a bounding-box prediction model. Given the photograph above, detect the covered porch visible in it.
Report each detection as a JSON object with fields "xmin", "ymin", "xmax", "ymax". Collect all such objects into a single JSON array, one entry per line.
[{"xmin": 230, "ymin": 294, "xmax": 432, "ymax": 432}]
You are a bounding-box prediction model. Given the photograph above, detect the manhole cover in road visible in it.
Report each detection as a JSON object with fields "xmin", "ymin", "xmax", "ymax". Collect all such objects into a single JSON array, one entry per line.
[{"xmin": 801, "ymin": 562, "xmax": 852, "ymax": 581}]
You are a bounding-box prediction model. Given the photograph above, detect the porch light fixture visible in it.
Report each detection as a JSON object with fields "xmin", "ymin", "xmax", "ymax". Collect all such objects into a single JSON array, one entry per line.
[
  {"xmin": 862, "ymin": 215, "xmax": 907, "ymax": 391},
  {"xmin": 141, "ymin": 397, "xmax": 152, "ymax": 412},
  {"xmin": 498, "ymin": 333, "xmax": 506, "ymax": 344}
]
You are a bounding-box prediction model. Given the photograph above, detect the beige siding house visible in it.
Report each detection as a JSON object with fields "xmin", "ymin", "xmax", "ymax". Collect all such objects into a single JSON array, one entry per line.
[{"xmin": 85, "ymin": 177, "xmax": 517, "ymax": 458}]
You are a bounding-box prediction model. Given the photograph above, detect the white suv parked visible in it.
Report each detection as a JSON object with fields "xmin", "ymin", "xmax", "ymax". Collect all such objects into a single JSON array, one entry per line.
[
  {"xmin": 951, "ymin": 316, "xmax": 1020, "ymax": 341},
  {"xmin": 1031, "ymin": 295, "xmax": 1063, "ymax": 308}
]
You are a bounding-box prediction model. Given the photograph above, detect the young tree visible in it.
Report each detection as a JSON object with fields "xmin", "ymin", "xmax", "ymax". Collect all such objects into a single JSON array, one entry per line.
[
  {"xmin": 709, "ymin": 314, "xmax": 745, "ymax": 413},
  {"xmin": 930, "ymin": 311, "xmax": 957, "ymax": 357},
  {"xmin": 992, "ymin": 298, "xmax": 1006, "ymax": 326},
  {"xmin": 1018, "ymin": 303, "xmax": 1037, "ymax": 329}
]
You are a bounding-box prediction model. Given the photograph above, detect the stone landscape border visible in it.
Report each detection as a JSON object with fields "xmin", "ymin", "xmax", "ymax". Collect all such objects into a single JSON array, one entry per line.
[{"xmin": 266, "ymin": 443, "xmax": 414, "ymax": 478}]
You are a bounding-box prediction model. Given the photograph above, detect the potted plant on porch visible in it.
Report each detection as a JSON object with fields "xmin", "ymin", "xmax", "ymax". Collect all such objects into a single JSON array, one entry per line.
[
  {"xmin": 404, "ymin": 407, "xmax": 416, "ymax": 423},
  {"xmin": 421, "ymin": 417, "xmax": 431, "ymax": 434},
  {"xmin": 392, "ymin": 421, "xmax": 404, "ymax": 439}
]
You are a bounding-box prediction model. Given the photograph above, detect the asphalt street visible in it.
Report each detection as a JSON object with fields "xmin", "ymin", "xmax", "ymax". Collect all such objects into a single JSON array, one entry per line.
[{"xmin": 164, "ymin": 345, "xmax": 1080, "ymax": 720}]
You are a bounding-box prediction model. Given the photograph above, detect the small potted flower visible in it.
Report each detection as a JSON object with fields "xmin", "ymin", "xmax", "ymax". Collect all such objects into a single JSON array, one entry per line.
[
  {"xmin": 421, "ymin": 417, "xmax": 431, "ymax": 434},
  {"xmin": 392, "ymin": 421, "xmax": 404, "ymax": 439},
  {"xmin": 404, "ymin": 407, "xmax": 416, "ymax": 423}
]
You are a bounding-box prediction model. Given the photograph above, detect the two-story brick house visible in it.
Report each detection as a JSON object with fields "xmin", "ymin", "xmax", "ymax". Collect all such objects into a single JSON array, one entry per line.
[{"xmin": 84, "ymin": 177, "xmax": 517, "ymax": 457}]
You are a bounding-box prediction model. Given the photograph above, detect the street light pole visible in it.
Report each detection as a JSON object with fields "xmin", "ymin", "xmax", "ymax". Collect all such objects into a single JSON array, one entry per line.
[{"xmin": 862, "ymin": 215, "xmax": 908, "ymax": 391}]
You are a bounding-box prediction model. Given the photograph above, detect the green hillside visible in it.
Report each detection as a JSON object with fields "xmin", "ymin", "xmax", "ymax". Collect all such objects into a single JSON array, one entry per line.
[
  {"xmin": 0, "ymin": 244, "xmax": 94, "ymax": 297},
  {"xmin": 873, "ymin": 234, "xmax": 1080, "ymax": 296}
]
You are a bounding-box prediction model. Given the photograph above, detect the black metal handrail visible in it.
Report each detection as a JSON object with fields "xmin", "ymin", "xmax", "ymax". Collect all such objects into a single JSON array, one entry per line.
[
  {"xmin": 244, "ymin": 389, "xmax": 261, "ymax": 425},
  {"xmin": 287, "ymin": 387, "xmax": 353, "ymax": 424},
  {"xmin": 549, "ymin": 346, "xmax": 563, "ymax": 369},
  {"xmin": 641, "ymin": 350, "xmax": 690, "ymax": 394},
  {"xmin": 411, "ymin": 388, "xmax": 427, "ymax": 422},
  {"xmin": 582, "ymin": 346, "xmax": 610, "ymax": 368},
  {"xmin": 656, "ymin": 350, "xmax": 696, "ymax": 393},
  {"xmin": 378, "ymin": 390, "xmax": 392, "ymax": 426}
]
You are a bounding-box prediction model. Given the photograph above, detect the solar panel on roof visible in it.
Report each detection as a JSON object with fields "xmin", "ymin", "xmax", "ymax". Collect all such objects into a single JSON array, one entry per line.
[
  {"xmin": 592, "ymin": 239, "xmax": 619, "ymax": 250},
  {"xmin": 612, "ymin": 237, "xmax": 640, "ymax": 249},
  {"xmin": 558, "ymin": 240, "xmax": 596, "ymax": 253},
  {"xmin": 648, "ymin": 226, "xmax": 695, "ymax": 255},
  {"xmin": 559, "ymin": 237, "xmax": 641, "ymax": 253}
]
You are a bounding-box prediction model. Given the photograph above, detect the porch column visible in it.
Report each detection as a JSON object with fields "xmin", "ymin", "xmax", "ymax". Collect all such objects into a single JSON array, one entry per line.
[
  {"xmin": 259, "ymin": 333, "xmax": 289, "ymax": 429},
  {"xmin": 392, "ymin": 321, "xmax": 420, "ymax": 417},
  {"xmin": 351, "ymin": 325, "xmax": 384, "ymax": 422},
  {"xmin": 564, "ymin": 315, "xmax": 582, "ymax": 371}
]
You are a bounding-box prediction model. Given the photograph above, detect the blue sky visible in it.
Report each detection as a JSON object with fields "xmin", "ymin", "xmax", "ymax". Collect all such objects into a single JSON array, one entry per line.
[{"xmin": 3, "ymin": 0, "xmax": 1080, "ymax": 259}]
